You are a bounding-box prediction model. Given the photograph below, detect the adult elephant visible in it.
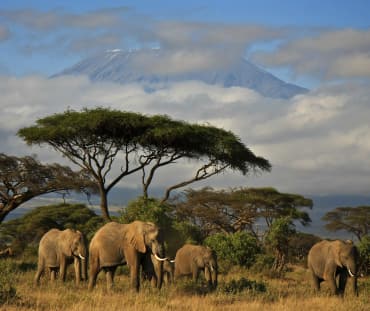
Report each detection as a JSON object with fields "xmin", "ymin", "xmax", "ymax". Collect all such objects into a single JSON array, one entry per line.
[
  {"xmin": 88, "ymin": 221, "xmax": 167, "ymax": 291},
  {"xmin": 34, "ymin": 228, "xmax": 87, "ymax": 285},
  {"xmin": 307, "ymin": 239, "xmax": 359, "ymax": 296},
  {"xmin": 174, "ymin": 244, "xmax": 218, "ymax": 288}
]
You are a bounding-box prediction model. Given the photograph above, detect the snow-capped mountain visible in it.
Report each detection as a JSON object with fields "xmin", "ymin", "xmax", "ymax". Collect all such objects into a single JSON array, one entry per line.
[{"xmin": 53, "ymin": 49, "xmax": 308, "ymax": 99}]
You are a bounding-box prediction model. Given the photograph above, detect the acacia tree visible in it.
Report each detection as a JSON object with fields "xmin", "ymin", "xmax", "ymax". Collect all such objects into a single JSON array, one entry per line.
[
  {"xmin": 18, "ymin": 108, "xmax": 270, "ymax": 221},
  {"xmin": 0, "ymin": 153, "xmax": 95, "ymax": 223},
  {"xmin": 322, "ymin": 206, "xmax": 370, "ymax": 241},
  {"xmin": 174, "ymin": 187, "xmax": 312, "ymax": 238}
]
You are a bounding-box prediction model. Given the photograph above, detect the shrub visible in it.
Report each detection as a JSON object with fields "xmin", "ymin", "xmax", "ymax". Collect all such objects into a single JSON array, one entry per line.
[
  {"xmin": 218, "ymin": 277, "xmax": 266, "ymax": 294},
  {"xmin": 204, "ymin": 232, "xmax": 260, "ymax": 268},
  {"xmin": 0, "ymin": 260, "xmax": 17, "ymax": 304},
  {"xmin": 357, "ymin": 235, "xmax": 370, "ymax": 276}
]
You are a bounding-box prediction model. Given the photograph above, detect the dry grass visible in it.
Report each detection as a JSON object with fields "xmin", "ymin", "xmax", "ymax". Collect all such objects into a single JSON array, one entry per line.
[{"xmin": 1, "ymin": 264, "xmax": 369, "ymax": 311}]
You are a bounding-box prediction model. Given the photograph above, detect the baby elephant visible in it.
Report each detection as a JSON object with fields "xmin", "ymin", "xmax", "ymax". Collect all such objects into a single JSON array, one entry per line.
[
  {"xmin": 163, "ymin": 259, "xmax": 175, "ymax": 284},
  {"xmin": 174, "ymin": 244, "xmax": 217, "ymax": 288}
]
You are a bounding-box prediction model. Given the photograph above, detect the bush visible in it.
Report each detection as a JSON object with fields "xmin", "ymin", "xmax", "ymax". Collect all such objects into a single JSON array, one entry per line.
[
  {"xmin": 0, "ymin": 260, "xmax": 17, "ymax": 304},
  {"xmin": 357, "ymin": 235, "xmax": 370, "ymax": 275},
  {"xmin": 204, "ymin": 232, "xmax": 260, "ymax": 268},
  {"xmin": 218, "ymin": 277, "xmax": 266, "ymax": 294},
  {"xmin": 251, "ymin": 253, "xmax": 275, "ymax": 273}
]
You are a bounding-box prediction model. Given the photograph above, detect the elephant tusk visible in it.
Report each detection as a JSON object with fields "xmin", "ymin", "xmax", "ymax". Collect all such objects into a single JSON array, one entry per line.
[
  {"xmin": 154, "ymin": 253, "xmax": 168, "ymax": 261},
  {"xmin": 348, "ymin": 268, "xmax": 355, "ymax": 277},
  {"xmin": 79, "ymin": 254, "xmax": 86, "ymax": 260},
  {"xmin": 210, "ymin": 263, "xmax": 214, "ymax": 272},
  {"xmin": 170, "ymin": 260, "xmax": 175, "ymax": 263}
]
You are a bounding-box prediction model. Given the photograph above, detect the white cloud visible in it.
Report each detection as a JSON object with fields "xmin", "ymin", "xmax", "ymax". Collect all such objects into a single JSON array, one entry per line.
[
  {"xmin": 1, "ymin": 75, "xmax": 370, "ymax": 196},
  {"xmin": 253, "ymin": 29, "xmax": 370, "ymax": 80}
]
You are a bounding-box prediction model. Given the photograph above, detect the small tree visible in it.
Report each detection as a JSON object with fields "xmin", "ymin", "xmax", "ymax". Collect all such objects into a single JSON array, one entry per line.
[
  {"xmin": 264, "ymin": 217, "xmax": 296, "ymax": 274},
  {"xmin": 0, "ymin": 153, "xmax": 95, "ymax": 224},
  {"xmin": 322, "ymin": 206, "xmax": 370, "ymax": 241}
]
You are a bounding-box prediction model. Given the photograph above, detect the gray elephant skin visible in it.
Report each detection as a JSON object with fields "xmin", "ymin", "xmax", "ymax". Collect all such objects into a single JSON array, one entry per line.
[
  {"xmin": 174, "ymin": 244, "xmax": 218, "ymax": 288},
  {"xmin": 307, "ymin": 239, "xmax": 359, "ymax": 296},
  {"xmin": 88, "ymin": 220, "xmax": 167, "ymax": 291},
  {"xmin": 35, "ymin": 228, "xmax": 87, "ymax": 285}
]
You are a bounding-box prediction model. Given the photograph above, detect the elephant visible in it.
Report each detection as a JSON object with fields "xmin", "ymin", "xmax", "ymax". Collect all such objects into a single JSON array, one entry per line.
[
  {"xmin": 163, "ymin": 259, "xmax": 175, "ymax": 284},
  {"xmin": 307, "ymin": 239, "xmax": 359, "ymax": 296},
  {"xmin": 34, "ymin": 228, "xmax": 87, "ymax": 285},
  {"xmin": 174, "ymin": 244, "xmax": 218, "ymax": 288},
  {"xmin": 88, "ymin": 220, "xmax": 167, "ymax": 291}
]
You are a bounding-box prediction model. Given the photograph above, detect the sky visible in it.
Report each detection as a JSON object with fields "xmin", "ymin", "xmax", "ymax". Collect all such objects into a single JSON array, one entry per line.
[{"xmin": 1, "ymin": 1, "xmax": 370, "ymax": 204}]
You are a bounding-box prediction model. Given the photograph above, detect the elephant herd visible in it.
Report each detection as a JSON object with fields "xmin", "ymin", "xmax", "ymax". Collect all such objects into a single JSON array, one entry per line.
[
  {"xmin": 34, "ymin": 220, "xmax": 360, "ymax": 297},
  {"xmin": 34, "ymin": 220, "xmax": 218, "ymax": 292}
]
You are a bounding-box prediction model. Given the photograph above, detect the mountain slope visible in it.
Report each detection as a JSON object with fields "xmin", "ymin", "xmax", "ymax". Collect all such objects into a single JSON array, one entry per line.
[{"xmin": 53, "ymin": 49, "xmax": 308, "ymax": 99}]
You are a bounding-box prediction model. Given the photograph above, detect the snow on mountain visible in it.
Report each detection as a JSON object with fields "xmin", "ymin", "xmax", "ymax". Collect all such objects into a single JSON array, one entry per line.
[{"xmin": 52, "ymin": 49, "xmax": 308, "ymax": 99}]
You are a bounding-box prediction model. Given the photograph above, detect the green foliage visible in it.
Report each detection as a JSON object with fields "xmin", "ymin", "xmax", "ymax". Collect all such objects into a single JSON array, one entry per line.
[
  {"xmin": 218, "ymin": 277, "xmax": 266, "ymax": 295},
  {"xmin": 265, "ymin": 217, "xmax": 296, "ymax": 251},
  {"xmin": 119, "ymin": 197, "xmax": 172, "ymax": 228},
  {"xmin": 357, "ymin": 235, "xmax": 370, "ymax": 275},
  {"xmin": 250, "ymin": 253, "xmax": 276, "ymax": 273},
  {"xmin": 264, "ymin": 217, "xmax": 296, "ymax": 273},
  {"xmin": 204, "ymin": 232, "xmax": 260, "ymax": 268},
  {"xmin": 0, "ymin": 260, "xmax": 17, "ymax": 304},
  {"xmin": 0, "ymin": 203, "xmax": 103, "ymax": 256}
]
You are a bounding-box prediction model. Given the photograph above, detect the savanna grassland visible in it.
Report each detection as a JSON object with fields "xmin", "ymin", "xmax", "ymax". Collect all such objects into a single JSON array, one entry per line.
[{"xmin": 1, "ymin": 260, "xmax": 369, "ymax": 311}]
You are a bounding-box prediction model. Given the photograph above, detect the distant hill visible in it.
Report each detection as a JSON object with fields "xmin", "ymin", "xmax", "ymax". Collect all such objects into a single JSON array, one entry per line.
[{"xmin": 52, "ymin": 49, "xmax": 308, "ymax": 99}]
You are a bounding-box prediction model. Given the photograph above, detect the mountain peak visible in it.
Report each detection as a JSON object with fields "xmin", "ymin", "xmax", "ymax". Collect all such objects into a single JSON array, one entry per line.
[{"xmin": 53, "ymin": 49, "xmax": 308, "ymax": 99}]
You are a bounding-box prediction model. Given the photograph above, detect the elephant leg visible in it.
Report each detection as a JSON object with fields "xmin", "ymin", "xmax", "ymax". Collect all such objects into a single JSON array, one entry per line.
[
  {"xmin": 204, "ymin": 267, "xmax": 212, "ymax": 287},
  {"xmin": 105, "ymin": 267, "xmax": 117, "ymax": 291},
  {"xmin": 130, "ymin": 261, "xmax": 140, "ymax": 292},
  {"xmin": 338, "ymin": 272, "xmax": 347, "ymax": 296},
  {"xmin": 50, "ymin": 268, "xmax": 57, "ymax": 282},
  {"xmin": 309, "ymin": 269, "xmax": 320, "ymax": 292},
  {"xmin": 74, "ymin": 257, "xmax": 81, "ymax": 285},
  {"xmin": 191, "ymin": 263, "xmax": 200, "ymax": 283},
  {"xmin": 88, "ymin": 267, "xmax": 99, "ymax": 291},
  {"xmin": 34, "ymin": 259, "xmax": 44, "ymax": 285},
  {"xmin": 60, "ymin": 258, "xmax": 67, "ymax": 282},
  {"xmin": 328, "ymin": 274, "xmax": 338, "ymax": 295},
  {"xmin": 88, "ymin": 256, "xmax": 99, "ymax": 290}
]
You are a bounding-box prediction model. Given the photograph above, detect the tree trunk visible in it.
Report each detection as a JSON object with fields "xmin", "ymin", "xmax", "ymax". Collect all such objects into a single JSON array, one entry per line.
[{"xmin": 99, "ymin": 188, "xmax": 111, "ymax": 222}]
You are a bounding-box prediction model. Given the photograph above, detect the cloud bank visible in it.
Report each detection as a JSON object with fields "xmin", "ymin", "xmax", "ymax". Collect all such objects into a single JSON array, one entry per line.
[{"xmin": 1, "ymin": 75, "xmax": 370, "ymax": 196}]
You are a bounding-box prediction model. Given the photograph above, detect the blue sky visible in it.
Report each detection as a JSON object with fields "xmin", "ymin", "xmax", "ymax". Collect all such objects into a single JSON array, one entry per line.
[
  {"xmin": 1, "ymin": 1, "xmax": 370, "ymax": 80},
  {"xmin": 1, "ymin": 1, "xmax": 370, "ymax": 200}
]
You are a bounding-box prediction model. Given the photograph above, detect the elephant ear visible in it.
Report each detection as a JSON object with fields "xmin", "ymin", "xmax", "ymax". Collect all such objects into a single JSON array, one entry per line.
[
  {"xmin": 60, "ymin": 229, "xmax": 74, "ymax": 257},
  {"xmin": 127, "ymin": 221, "xmax": 146, "ymax": 253},
  {"xmin": 333, "ymin": 240, "xmax": 344, "ymax": 268}
]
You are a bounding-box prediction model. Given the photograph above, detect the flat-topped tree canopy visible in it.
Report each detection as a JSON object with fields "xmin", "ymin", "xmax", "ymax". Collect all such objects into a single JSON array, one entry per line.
[{"xmin": 18, "ymin": 107, "xmax": 270, "ymax": 220}]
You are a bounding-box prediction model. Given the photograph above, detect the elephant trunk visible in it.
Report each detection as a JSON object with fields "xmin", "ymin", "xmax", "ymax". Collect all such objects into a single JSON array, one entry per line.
[{"xmin": 81, "ymin": 258, "xmax": 87, "ymax": 281}]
